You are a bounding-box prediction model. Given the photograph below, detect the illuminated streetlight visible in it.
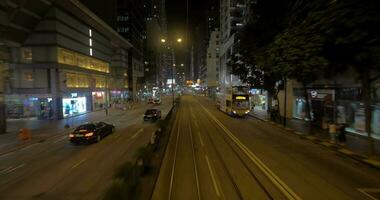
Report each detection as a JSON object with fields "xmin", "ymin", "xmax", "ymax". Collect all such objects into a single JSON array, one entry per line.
[
  {"xmin": 180, "ymin": 63, "xmax": 184, "ymax": 67},
  {"xmin": 161, "ymin": 38, "xmax": 166, "ymax": 43},
  {"xmin": 177, "ymin": 38, "xmax": 182, "ymax": 43},
  {"xmin": 173, "ymin": 64, "xmax": 176, "ymax": 67}
]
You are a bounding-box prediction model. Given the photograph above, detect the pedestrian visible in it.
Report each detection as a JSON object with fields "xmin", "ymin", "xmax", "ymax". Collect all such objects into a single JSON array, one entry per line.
[
  {"xmin": 338, "ymin": 123, "xmax": 347, "ymax": 145},
  {"xmin": 328, "ymin": 121, "xmax": 337, "ymax": 143}
]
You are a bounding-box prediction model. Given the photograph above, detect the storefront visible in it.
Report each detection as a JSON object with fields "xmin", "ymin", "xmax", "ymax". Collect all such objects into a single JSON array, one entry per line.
[
  {"xmin": 110, "ymin": 90, "xmax": 129, "ymax": 104},
  {"xmin": 62, "ymin": 93, "xmax": 89, "ymax": 118},
  {"xmin": 92, "ymin": 91, "xmax": 106, "ymax": 110},
  {"xmin": 6, "ymin": 95, "xmax": 54, "ymax": 119},
  {"xmin": 249, "ymin": 89, "xmax": 268, "ymax": 111},
  {"xmin": 292, "ymin": 89, "xmax": 335, "ymax": 123}
]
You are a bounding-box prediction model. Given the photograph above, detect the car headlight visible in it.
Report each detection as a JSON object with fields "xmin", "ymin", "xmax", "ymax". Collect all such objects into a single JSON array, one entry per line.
[
  {"xmin": 245, "ymin": 110, "xmax": 250, "ymax": 114},
  {"xmin": 85, "ymin": 132, "xmax": 94, "ymax": 137},
  {"xmin": 232, "ymin": 110, "xmax": 236, "ymax": 114}
]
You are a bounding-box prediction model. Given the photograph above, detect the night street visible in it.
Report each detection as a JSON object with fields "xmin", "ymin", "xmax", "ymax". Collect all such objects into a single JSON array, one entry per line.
[
  {"xmin": 153, "ymin": 95, "xmax": 380, "ymax": 200},
  {"xmin": 1, "ymin": 0, "xmax": 380, "ymax": 199},
  {"xmin": 0, "ymin": 97, "xmax": 172, "ymax": 199}
]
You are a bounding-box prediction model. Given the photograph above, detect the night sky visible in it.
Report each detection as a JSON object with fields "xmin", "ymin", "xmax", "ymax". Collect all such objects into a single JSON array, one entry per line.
[{"xmin": 166, "ymin": 0, "xmax": 208, "ymax": 43}]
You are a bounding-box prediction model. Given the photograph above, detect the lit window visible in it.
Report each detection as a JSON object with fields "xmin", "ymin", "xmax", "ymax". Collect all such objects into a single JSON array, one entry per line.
[
  {"xmin": 24, "ymin": 71, "xmax": 33, "ymax": 81},
  {"xmin": 90, "ymin": 48, "xmax": 93, "ymax": 56},
  {"xmin": 89, "ymin": 38, "xmax": 92, "ymax": 47},
  {"xmin": 22, "ymin": 48, "xmax": 32, "ymax": 61},
  {"xmin": 89, "ymin": 29, "xmax": 92, "ymax": 37}
]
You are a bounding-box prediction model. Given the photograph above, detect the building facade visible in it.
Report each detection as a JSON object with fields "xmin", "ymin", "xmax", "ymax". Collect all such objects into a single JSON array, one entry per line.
[
  {"xmin": 206, "ymin": 29, "xmax": 221, "ymax": 89},
  {"xmin": 2, "ymin": 0, "xmax": 132, "ymax": 120}
]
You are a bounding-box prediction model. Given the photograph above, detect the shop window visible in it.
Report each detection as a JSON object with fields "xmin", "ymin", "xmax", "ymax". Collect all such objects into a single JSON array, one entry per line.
[{"xmin": 22, "ymin": 48, "xmax": 32, "ymax": 62}]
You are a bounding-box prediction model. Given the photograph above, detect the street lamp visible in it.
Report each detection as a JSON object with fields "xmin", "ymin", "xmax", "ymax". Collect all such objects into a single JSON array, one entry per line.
[
  {"xmin": 180, "ymin": 63, "xmax": 184, "ymax": 67},
  {"xmin": 159, "ymin": 37, "xmax": 184, "ymax": 106}
]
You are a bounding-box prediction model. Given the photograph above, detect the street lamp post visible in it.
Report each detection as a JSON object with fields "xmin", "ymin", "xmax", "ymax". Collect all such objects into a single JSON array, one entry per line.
[{"xmin": 160, "ymin": 37, "xmax": 183, "ymax": 107}]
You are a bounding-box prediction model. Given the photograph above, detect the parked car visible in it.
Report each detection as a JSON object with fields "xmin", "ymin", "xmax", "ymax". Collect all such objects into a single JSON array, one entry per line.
[
  {"xmin": 69, "ymin": 122, "xmax": 115, "ymax": 144},
  {"xmin": 153, "ymin": 98, "xmax": 161, "ymax": 105},
  {"xmin": 143, "ymin": 109, "xmax": 162, "ymax": 121}
]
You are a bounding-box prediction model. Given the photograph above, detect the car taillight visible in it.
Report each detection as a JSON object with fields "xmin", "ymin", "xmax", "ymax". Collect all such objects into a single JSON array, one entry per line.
[{"xmin": 85, "ymin": 132, "xmax": 94, "ymax": 137}]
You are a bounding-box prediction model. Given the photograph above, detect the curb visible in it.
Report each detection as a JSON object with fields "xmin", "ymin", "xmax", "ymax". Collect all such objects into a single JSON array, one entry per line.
[{"xmin": 249, "ymin": 113, "xmax": 380, "ymax": 170}]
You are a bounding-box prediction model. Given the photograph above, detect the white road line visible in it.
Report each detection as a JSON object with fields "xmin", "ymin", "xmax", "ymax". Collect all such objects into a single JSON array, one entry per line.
[
  {"xmin": 21, "ymin": 143, "xmax": 40, "ymax": 151},
  {"xmin": 358, "ymin": 188, "xmax": 380, "ymax": 200},
  {"xmin": 71, "ymin": 159, "xmax": 86, "ymax": 169},
  {"xmin": 199, "ymin": 102, "xmax": 302, "ymax": 200},
  {"xmin": 205, "ymin": 155, "xmax": 221, "ymax": 198},
  {"xmin": 53, "ymin": 136, "xmax": 68, "ymax": 143},
  {"xmin": 1, "ymin": 164, "xmax": 26, "ymax": 175},
  {"xmin": 197, "ymin": 132, "xmax": 205, "ymax": 147},
  {"xmin": 131, "ymin": 128, "xmax": 144, "ymax": 139},
  {"xmin": 0, "ymin": 166, "xmax": 13, "ymax": 174},
  {"xmin": 189, "ymin": 123, "xmax": 201, "ymax": 200},
  {"xmin": 169, "ymin": 118, "xmax": 181, "ymax": 200}
]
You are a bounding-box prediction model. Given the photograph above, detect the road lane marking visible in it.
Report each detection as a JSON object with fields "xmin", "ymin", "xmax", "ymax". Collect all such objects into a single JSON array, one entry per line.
[
  {"xmin": 53, "ymin": 136, "xmax": 68, "ymax": 143},
  {"xmin": 358, "ymin": 188, "xmax": 380, "ymax": 200},
  {"xmin": 189, "ymin": 123, "xmax": 201, "ymax": 200},
  {"xmin": 0, "ymin": 166, "xmax": 13, "ymax": 174},
  {"xmin": 0, "ymin": 164, "xmax": 26, "ymax": 175},
  {"xmin": 131, "ymin": 128, "xmax": 144, "ymax": 139},
  {"xmin": 198, "ymin": 102, "xmax": 302, "ymax": 200},
  {"xmin": 197, "ymin": 132, "xmax": 205, "ymax": 147},
  {"xmin": 205, "ymin": 155, "xmax": 221, "ymax": 198},
  {"xmin": 71, "ymin": 159, "xmax": 86, "ymax": 169},
  {"xmin": 169, "ymin": 117, "xmax": 181, "ymax": 200},
  {"xmin": 21, "ymin": 143, "xmax": 40, "ymax": 151}
]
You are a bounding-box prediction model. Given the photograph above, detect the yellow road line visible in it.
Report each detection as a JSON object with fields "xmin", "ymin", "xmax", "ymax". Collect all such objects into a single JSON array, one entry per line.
[
  {"xmin": 71, "ymin": 159, "xmax": 86, "ymax": 169},
  {"xmin": 131, "ymin": 128, "xmax": 144, "ymax": 139},
  {"xmin": 205, "ymin": 155, "xmax": 221, "ymax": 198},
  {"xmin": 199, "ymin": 102, "xmax": 302, "ymax": 200}
]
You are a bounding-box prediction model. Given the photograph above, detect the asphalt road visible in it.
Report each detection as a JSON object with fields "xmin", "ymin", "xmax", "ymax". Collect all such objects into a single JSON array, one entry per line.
[
  {"xmin": 152, "ymin": 95, "xmax": 380, "ymax": 200},
  {"xmin": 0, "ymin": 97, "xmax": 173, "ymax": 200}
]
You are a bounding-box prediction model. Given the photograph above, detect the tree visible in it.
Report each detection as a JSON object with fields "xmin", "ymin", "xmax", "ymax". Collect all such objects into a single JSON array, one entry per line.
[
  {"xmin": 235, "ymin": 0, "xmax": 295, "ymax": 114},
  {"xmin": 321, "ymin": 0, "xmax": 380, "ymax": 139}
]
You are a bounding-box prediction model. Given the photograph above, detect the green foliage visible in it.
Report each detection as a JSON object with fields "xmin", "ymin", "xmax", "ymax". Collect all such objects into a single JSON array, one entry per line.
[
  {"xmin": 103, "ymin": 179, "xmax": 137, "ymax": 200},
  {"xmin": 114, "ymin": 161, "xmax": 134, "ymax": 181}
]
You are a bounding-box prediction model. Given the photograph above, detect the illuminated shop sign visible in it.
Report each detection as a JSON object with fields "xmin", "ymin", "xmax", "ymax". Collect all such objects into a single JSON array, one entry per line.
[{"xmin": 235, "ymin": 96, "xmax": 247, "ymax": 100}]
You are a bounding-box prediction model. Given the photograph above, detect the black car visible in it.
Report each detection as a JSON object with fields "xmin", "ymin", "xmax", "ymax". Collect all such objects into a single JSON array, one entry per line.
[
  {"xmin": 69, "ymin": 122, "xmax": 115, "ymax": 144},
  {"xmin": 144, "ymin": 109, "xmax": 162, "ymax": 121}
]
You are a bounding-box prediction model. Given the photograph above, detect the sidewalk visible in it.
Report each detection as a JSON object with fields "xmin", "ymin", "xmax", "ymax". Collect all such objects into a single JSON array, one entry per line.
[
  {"xmin": 249, "ymin": 109, "xmax": 380, "ymax": 167},
  {"xmin": 0, "ymin": 108, "xmax": 126, "ymax": 155}
]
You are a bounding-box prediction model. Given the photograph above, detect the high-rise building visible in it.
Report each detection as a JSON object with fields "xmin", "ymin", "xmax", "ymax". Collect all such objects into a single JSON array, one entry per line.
[
  {"xmin": 206, "ymin": 30, "xmax": 221, "ymax": 89},
  {"xmin": 219, "ymin": 0, "xmax": 249, "ymax": 88},
  {"xmin": 1, "ymin": 0, "xmax": 133, "ymax": 122}
]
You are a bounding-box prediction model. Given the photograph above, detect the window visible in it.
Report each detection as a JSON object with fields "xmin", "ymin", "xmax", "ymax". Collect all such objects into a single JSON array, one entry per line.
[
  {"xmin": 95, "ymin": 76, "xmax": 106, "ymax": 88},
  {"xmin": 57, "ymin": 48, "xmax": 109, "ymax": 73},
  {"xmin": 22, "ymin": 48, "xmax": 32, "ymax": 62},
  {"xmin": 24, "ymin": 71, "xmax": 33, "ymax": 81},
  {"xmin": 66, "ymin": 73, "xmax": 89, "ymax": 88}
]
